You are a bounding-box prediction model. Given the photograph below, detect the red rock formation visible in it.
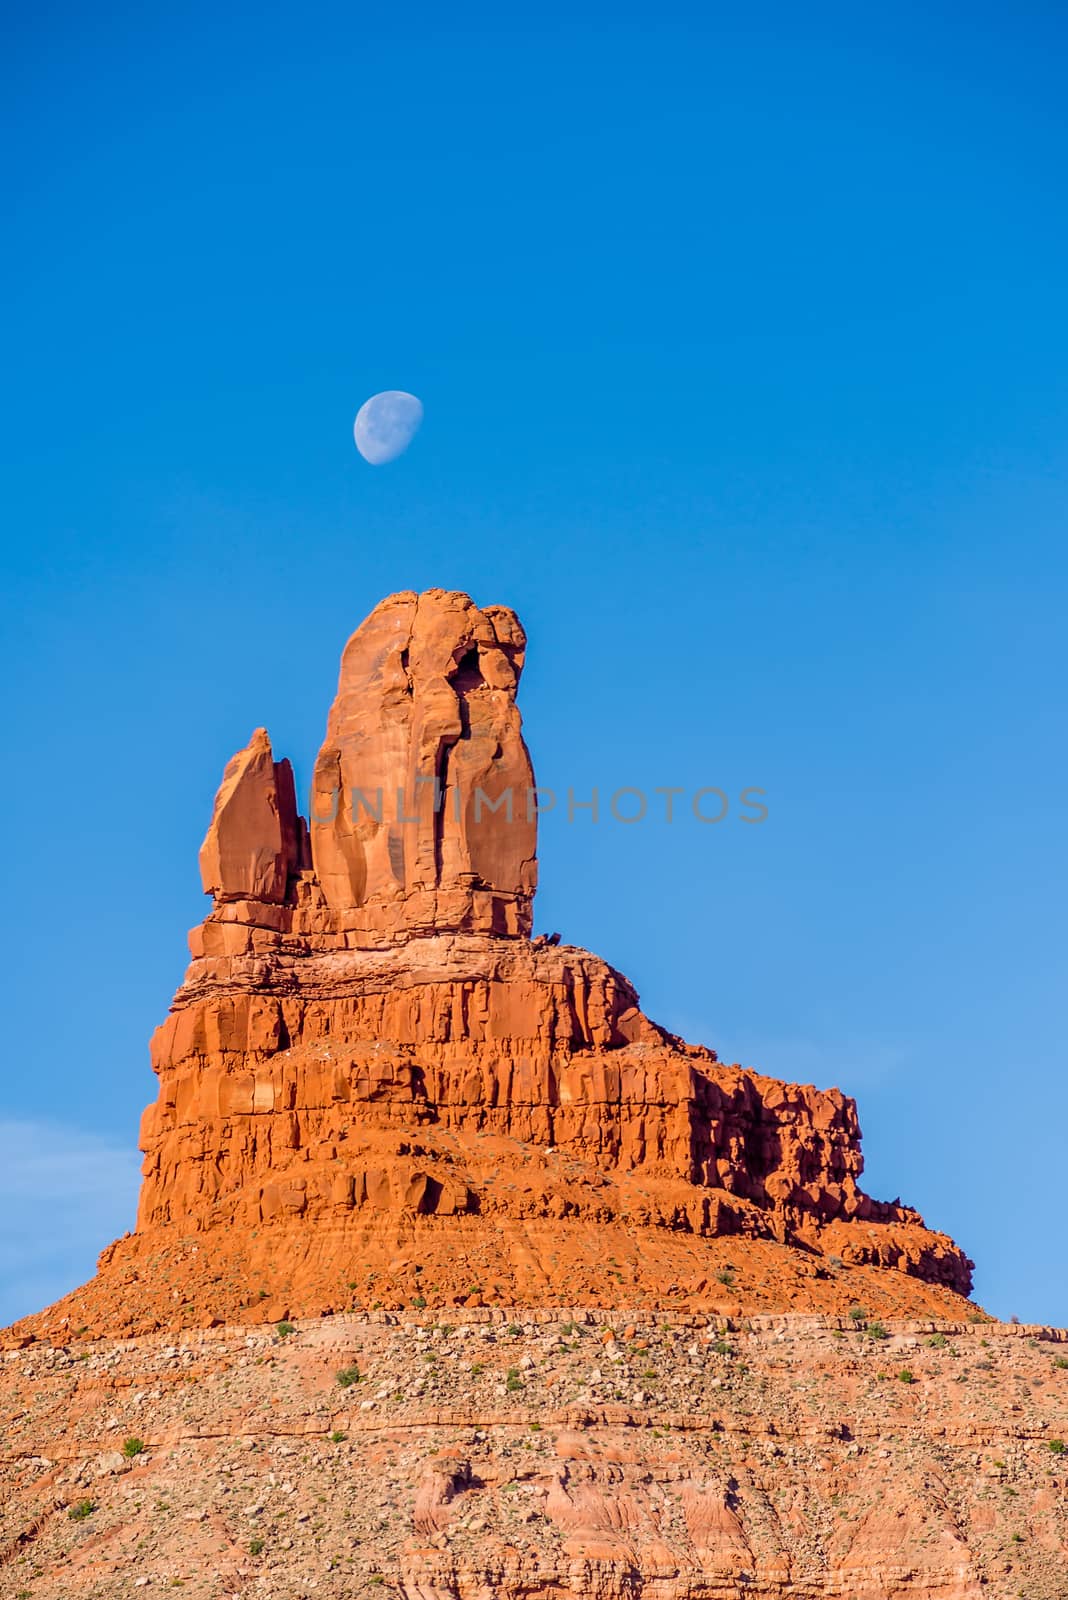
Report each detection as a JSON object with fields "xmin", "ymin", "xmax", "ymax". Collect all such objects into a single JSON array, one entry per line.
[
  {"xmin": 197, "ymin": 727, "xmax": 301, "ymax": 904},
  {"xmin": 308, "ymin": 589, "xmax": 536, "ymax": 942},
  {"xmin": 10, "ymin": 588, "xmax": 975, "ymax": 1342}
]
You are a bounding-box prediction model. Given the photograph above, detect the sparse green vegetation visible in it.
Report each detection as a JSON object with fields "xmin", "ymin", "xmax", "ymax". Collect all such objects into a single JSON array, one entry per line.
[
  {"xmin": 1049, "ymin": 1438, "xmax": 1066, "ymax": 1454},
  {"xmin": 330, "ymin": 1430, "xmax": 347, "ymax": 1443},
  {"xmin": 68, "ymin": 1499, "xmax": 96, "ymax": 1522},
  {"xmin": 897, "ymin": 1368, "xmax": 915, "ymax": 1384},
  {"xmin": 868, "ymin": 1321, "xmax": 889, "ymax": 1340},
  {"xmin": 710, "ymin": 1339, "xmax": 733, "ymax": 1357},
  {"xmin": 336, "ymin": 1365, "xmax": 361, "ymax": 1387},
  {"xmin": 715, "ymin": 1268, "xmax": 735, "ymax": 1287},
  {"xmin": 927, "ymin": 1333, "xmax": 949, "ymax": 1348},
  {"xmin": 122, "ymin": 1437, "xmax": 145, "ymax": 1458},
  {"xmin": 848, "ymin": 1306, "xmax": 868, "ymax": 1323},
  {"xmin": 506, "ymin": 1367, "xmax": 523, "ymax": 1392},
  {"xmin": 1055, "ymin": 1356, "xmax": 1068, "ymax": 1370},
  {"xmin": 249, "ymin": 1537, "xmax": 265, "ymax": 1555},
  {"xmin": 275, "ymin": 1321, "xmax": 295, "ymax": 1339}
]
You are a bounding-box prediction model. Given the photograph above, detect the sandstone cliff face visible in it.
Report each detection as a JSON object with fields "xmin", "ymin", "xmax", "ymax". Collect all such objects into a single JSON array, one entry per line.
[
  {"xmin": 308, "ymin": 589, "xmax": 537, "ymax": 941},
  {"xmin": 9, "ymin": 589, "xmax": 973, "ymax": 1346},
  {"xmin": 197, "ymin": 727, "xmax": 302, "ymax": 905}
]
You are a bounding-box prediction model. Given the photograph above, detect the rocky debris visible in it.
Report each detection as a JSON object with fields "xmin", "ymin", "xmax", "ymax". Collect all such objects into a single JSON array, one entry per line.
[{"xmin": 0, "ymin": 1309, "xmax": 1065, "ymax": 1598}]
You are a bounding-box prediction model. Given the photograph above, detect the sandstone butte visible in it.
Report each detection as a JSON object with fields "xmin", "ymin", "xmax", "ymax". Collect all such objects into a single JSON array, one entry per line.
[
  {"xmin": 10, "ymin": 586, "xmax": 975, "ymax": 1337},
  {"xmin": 4, "ymin": 588, "xmax": 1067, "ymax": 1600}
]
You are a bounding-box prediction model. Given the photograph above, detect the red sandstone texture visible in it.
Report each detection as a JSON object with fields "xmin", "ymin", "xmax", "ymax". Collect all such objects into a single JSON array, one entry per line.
[{"xmin": 9, "ymin": 589, "xmax": 973, "ymax": 1346}]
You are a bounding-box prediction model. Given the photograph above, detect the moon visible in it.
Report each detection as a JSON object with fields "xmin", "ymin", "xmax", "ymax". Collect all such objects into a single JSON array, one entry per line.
[{"xmin": 353, "ymin": 390, "xmax": 424, "ymax": 464}]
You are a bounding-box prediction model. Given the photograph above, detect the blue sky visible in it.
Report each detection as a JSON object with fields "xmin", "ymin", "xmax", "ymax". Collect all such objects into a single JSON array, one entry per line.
[{"xmin": 2, "ymin": 2, "xmax": 1066, "ymax": 1327}]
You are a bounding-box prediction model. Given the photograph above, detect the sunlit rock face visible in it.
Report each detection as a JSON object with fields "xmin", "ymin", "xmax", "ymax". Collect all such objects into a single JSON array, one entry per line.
[{"xmin": 309, "ymin": 589, "xmax": 537, "ymax": 941}]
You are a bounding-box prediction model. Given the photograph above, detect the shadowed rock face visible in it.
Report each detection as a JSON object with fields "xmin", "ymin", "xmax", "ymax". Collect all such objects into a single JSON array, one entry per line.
[{"xmin": 9, "ymin": 589, "xmax": 975, "ymax": 1346}]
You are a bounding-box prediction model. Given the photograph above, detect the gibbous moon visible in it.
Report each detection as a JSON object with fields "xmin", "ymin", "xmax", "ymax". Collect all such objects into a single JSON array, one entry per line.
[{"xmin": 353, "ymin": 390, "xmax": 424, "ymax": 464}]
